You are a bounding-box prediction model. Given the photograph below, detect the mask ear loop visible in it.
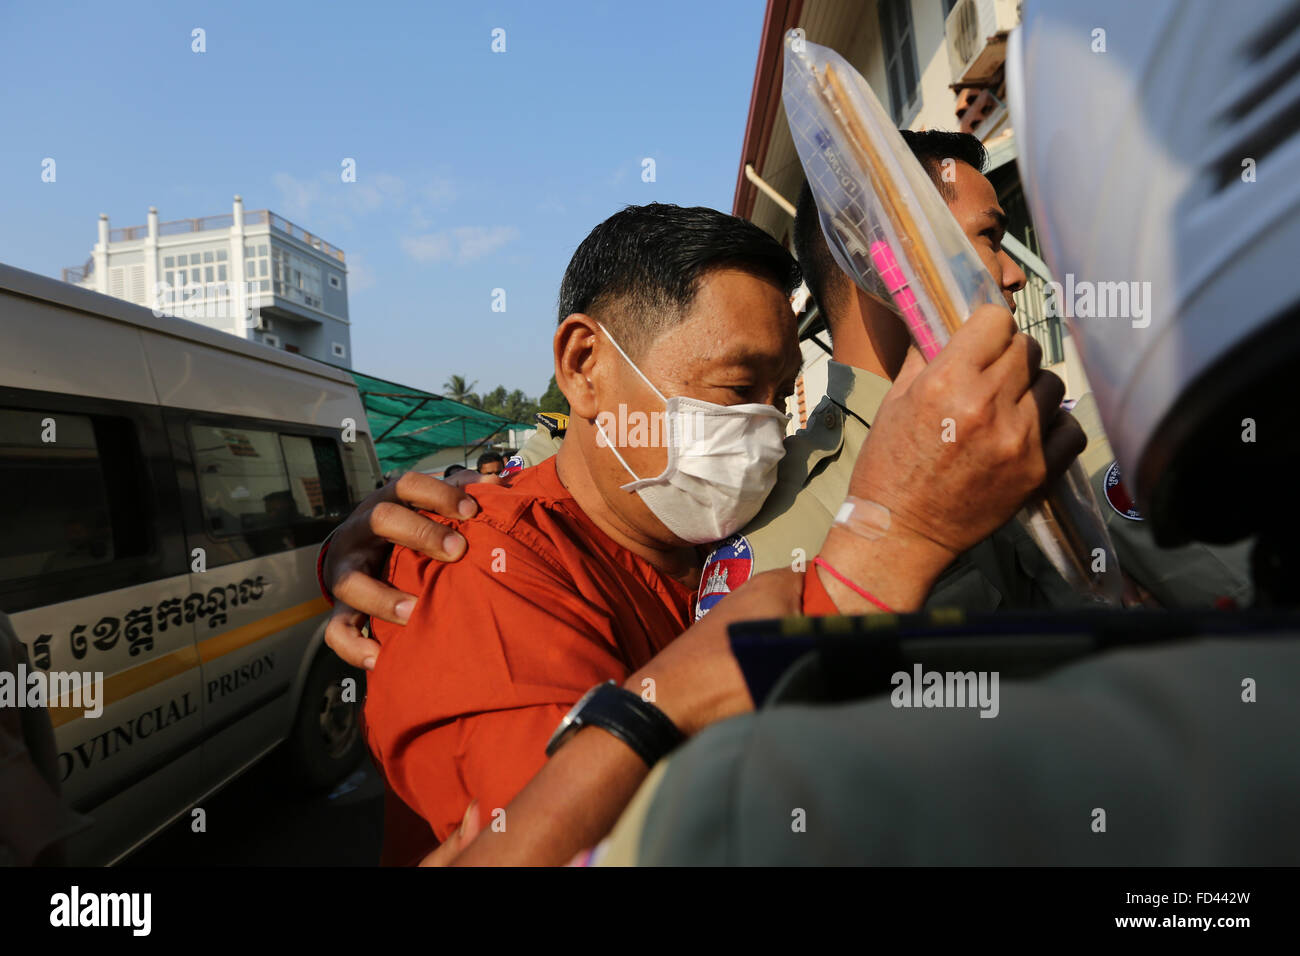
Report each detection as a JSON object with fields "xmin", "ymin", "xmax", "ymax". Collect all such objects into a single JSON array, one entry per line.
[
  {"xmin": 593, "ymin": 322, "xmax": 674, "ymax": 487},
  {"xmin": 596, "ymin": 322, "xmax": 668, "ymax": 403}
]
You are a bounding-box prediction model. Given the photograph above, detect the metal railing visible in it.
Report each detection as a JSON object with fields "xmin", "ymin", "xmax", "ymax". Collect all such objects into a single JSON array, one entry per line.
[
  {"xmin": 98, "ymin": 209, "xmax": 345, "ymax": 263},
  {"xmin": 156, "ymin": 214, "xmax": 236, "ymax": 235},
  {"xmin": 108, "ymin": 225, "xmax": 148, "ymax": 242},
  {"xmin": 1005, "ymin": 233, "xmax": 1065, "ymax": 367},
  {"xmin": 265, "ymin": 212, "xmax": 346, "ymax": 263},
  {"xmin": 61, "ymin": 257, "xmax": 94, "ymax": 284}
]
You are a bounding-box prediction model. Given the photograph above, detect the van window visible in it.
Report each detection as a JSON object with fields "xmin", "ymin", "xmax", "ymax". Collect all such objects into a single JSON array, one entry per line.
[
  {"xmin": 0, "ymin": 408, "xmax": 150, "ymax": 585},
  {"xmin": 190, "ymin": 424, "xmax": 349, "ymax": 555},
  {"xmin": 191, "ymin": 426, "xmax": 292, "ymax": 539},
  {"xmin": 280, "ymin": 434, "xmax": 349, "ymax": 520},
  {"xmin": 341, "ymin": 435, "xmax": 382, "ymax": 501}
]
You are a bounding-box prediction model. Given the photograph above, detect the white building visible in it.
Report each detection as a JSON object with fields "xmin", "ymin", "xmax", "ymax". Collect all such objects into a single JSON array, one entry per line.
[{"xmin": 63, "ymin": 196, "xmax": 352, "ymax": 366}]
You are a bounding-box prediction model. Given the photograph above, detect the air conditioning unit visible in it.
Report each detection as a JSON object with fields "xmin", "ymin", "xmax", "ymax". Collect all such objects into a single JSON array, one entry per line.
[{"xmin": 946, "ymin": 0, "xmax": 1020, "ymax": 85}]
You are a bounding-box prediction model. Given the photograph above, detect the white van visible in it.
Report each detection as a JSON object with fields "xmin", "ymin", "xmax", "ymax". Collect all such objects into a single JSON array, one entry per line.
[{"xmin": 0, "ymin": 263, "xmax": 383, "ymax": 865}]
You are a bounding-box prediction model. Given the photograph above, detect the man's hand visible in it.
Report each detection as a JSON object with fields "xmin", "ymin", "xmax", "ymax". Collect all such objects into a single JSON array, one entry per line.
[
  {"xmin": 862, "ymin": 305, "xmax": 1081, "ymax": 551},
  {"xmin": 322, "ymin": 472, "xmax": 479, "ymax": 669},
  {"xmin": 821, "ymin": 305, "xmax": 1086, "ymax": 612},
  {"xmin": 419, "ymin": 801, "xmax": 481, "ymax": 866}
]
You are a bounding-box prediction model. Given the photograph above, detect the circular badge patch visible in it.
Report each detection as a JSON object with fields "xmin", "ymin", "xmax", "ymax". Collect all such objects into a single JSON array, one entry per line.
[
  {"xmin": 695, "ymin": 533, "xmax": 754, "ymax": 621},
  {"xmin": 1103, "ymin": 460, "xmax": 1143, "ymax": 520}
]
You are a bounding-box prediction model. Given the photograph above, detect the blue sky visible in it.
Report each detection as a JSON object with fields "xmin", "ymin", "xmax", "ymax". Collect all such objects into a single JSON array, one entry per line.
[{"xmin": 0, "ymin": 0, "xmax": 766, "ymax": 399}]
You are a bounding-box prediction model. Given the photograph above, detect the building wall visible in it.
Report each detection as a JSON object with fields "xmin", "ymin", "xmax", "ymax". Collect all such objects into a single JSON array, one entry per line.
[
  {"xmin": 322, "ymin": 265, "xmax": 348, "ymax": 319},
  {"xmin": 287, "ymin": 313, "xmax": 351, "ymax": 364},
  {"xmin": 910, "ymin": 0, "xmax": 966, "ymax": 133}
]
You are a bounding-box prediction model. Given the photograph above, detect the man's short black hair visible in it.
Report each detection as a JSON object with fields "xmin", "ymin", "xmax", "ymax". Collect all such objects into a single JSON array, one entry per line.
[
  {"xmin": 476, "ymin": 452, "xmax": 504, "ymax": 471},
  {"xmin": 796, "ymin": 130, "xmax": 987, "ymax": 333},
  {"xmin": 557, "ymin": 203, "xmax": 799, "ymax": 357},
  {"xmin": 444, "ymin": 463, "xmax": 466, "ymax": 477},
  {"xmin": 899, "ymin": 129, "xmax": 987, "ymax": 201}
]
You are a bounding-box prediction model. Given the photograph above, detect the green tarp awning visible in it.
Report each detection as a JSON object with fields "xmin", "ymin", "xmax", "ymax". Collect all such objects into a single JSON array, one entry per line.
[{"xmin": 348, "ymin": 369, "xmax": 525, "ymax": 473}]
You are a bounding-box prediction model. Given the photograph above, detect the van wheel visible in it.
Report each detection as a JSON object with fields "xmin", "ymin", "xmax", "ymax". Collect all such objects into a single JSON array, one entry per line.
[{"xmin": 288, "ymin": 651, "xmax": 365, "ymax": 790}]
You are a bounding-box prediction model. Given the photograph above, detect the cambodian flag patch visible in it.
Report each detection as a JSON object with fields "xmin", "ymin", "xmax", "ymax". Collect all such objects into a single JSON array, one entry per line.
[
  {"xmin": 695, "ymin": 533, "xmax": 754, "ymax": 620},
  {"xmin": 500, "ymin": 454, "xmax": 526, "ymax": 478},
  {"xmin": 1103, "ymin": 460, "xmax": 1143, "ymax": 520}
]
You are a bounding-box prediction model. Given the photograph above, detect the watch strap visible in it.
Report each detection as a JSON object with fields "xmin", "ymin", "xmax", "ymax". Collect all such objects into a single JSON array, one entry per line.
[{"xmin": 549, "ymin": 681, "xmax": 684, "ymax": 767}]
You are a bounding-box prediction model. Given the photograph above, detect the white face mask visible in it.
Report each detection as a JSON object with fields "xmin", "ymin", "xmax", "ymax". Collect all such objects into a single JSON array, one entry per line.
[{"xmin": 593, "ymin": 323, "xmax": 789, "ymax": 545}]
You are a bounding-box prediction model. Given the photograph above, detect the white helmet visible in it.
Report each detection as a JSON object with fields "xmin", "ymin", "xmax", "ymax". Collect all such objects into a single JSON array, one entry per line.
[{"xmin": 1007, "ymin": 0, "xmax": 1300, "ymax": 547}]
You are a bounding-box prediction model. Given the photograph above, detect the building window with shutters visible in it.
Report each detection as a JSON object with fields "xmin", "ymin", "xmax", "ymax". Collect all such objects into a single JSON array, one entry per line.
[
  {"xmin": 129, "ymin": 265, "xmax": 146, "ymax": 304},
  {"xmin": 880, "ymin": 0, "xmax": 921, "ymax": 126}
]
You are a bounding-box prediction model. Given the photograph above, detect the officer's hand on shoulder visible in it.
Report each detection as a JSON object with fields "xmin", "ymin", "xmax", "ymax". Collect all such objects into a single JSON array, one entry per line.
[{"xmin": 322, "ymin": 471, "xmax": 480, "ymax": 669}]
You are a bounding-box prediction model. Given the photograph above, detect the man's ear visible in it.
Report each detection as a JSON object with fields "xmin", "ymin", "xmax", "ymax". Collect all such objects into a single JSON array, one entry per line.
[{"xmin": 554, "ymin": 314, "xmax": 601, "ymax": 420}]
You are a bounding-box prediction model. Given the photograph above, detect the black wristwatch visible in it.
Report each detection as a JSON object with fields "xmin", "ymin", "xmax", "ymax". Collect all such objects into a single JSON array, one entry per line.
[{"xmin": 545, "ymin": 680, "xmax": 685, "ymax": 767}]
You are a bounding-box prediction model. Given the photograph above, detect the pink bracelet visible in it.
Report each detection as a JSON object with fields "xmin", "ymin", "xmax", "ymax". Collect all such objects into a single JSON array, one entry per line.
[{"xmin": 812, "ymin": 556, "xmax": 895, "ymax": 613}]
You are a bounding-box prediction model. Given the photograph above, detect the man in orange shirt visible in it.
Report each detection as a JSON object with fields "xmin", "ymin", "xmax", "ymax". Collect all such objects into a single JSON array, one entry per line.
[
  {"xmin": 352, "ymin": 203, "xmax": 1081, "ymax": 865},
  {"xmin": 368, "ymin": 456, "xmax": 699, "ymax": 857},
  {"xmin": 365, "ymin": 204, "xmax": 802, "ymax": 861}
]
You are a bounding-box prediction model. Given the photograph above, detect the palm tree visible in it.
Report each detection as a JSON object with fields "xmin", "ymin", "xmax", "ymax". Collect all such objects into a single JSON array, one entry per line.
[
  {"xmin": 478, "ymin": 385, "xmax": 509, "ymax": 416},
  {"xmin": 503, "ymin": 389, "xmax": 535, "ymax": 423},
  {"xmin": 443, "ymin": 374, "xmax": 478, "ymax": 405}
]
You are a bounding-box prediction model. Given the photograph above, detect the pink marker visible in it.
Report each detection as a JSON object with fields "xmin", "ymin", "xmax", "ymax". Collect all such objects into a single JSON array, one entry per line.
[{"xmin": 869, "ymin": 240, "xmax": 942, "ymax": 361}]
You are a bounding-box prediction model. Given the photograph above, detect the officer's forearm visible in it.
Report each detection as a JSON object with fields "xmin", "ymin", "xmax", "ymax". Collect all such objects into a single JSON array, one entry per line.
[
  {"xmin": 631, "ymin": 569, "xmax": 804, "ymax": 735},
  {"xmin": 453, "ymin": 725, "xmax": 649, "ymax": 866}
]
